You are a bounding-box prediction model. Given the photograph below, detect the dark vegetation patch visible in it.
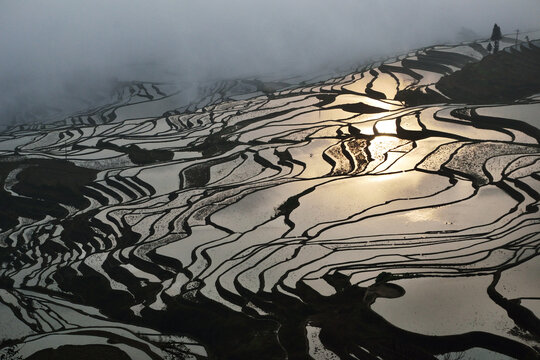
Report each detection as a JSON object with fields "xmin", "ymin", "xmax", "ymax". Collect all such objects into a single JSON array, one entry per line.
[
  {"xmin": 180, "ymin": 154, "xmax": 242, "ymax": 189},
  {"xmin": 191, "ymin": 132, "xmax": 241, "ymax": 157},
  {"xmin": 181, "ymin": 162, "xmax": 212, "ymax": 188},
  {"xmin": 26, "ymin": 344, "xmax": 131, "ymax": 360},
  {"xmin": 126, "ymin": 145, "xmax": 173, "ymax": 165},
  {"xmin": 395, "ymin": 86, "xmax": 448, "ymax": 106},
  {"xmin": 12, "ymin": 160, "xmax": 97, "ymax": 207},
  {"xmin": 335, "ymin": 102, "xmax": 387, "ymax": 114},
  {"xmin": 437, "ymin": 43, "xmax": 540, "ymax": 103},
  {"xmin": 397, "ymin": 42, "xmax": 540, "ymax": 106},
  {"xmin": 96, "ymin": 140, "xmax": 174, "ymax": 165},
  {"xmin": 0, "ymin": 275, "xmax": 14, "ymax": 289},
  {"xmin": 0, "ymin": 158, "xmax": 97, "ymax": 231}
]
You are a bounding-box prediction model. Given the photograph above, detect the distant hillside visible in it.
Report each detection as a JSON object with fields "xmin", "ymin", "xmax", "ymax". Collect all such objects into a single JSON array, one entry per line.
[{"xmin": 397, "ymin": 40, "xmax": 540, "ymax": 105}]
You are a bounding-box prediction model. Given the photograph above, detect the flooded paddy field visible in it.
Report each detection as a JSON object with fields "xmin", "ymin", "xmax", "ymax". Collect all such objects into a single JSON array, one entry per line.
[{"xmin": 0, "ymin": 37, "xmax": 539, "ymax": 359}]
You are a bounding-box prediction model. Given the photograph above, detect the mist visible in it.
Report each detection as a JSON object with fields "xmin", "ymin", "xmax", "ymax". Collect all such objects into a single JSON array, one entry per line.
[{"xmin": 1, "ymin": 0, "xmax": 539, "ymax": 127}]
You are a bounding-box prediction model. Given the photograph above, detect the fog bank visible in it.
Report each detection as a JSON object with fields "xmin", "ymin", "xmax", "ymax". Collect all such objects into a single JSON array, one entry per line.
[{"xmin": 1, "ymin": 0, "xmax": 539, "ymax": 126}]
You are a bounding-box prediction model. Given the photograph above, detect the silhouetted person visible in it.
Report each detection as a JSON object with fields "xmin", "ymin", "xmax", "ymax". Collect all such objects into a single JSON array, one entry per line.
[
  {"xmin": 487, "ymin": 42, "xmax": 493, "ymax": 53},
  {"xmin": 491, "ymin": 23, "xmax": 502, "ymax": 53}
]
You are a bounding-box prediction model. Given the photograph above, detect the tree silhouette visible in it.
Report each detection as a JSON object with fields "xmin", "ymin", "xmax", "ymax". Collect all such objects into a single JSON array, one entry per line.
[
  {"xmin": 491, "ymin": 24, "xmax": 502, "ymax": 41},
  {"xmin": 491, "ymin": 24, "xmax": 502, "ymax": 53}
]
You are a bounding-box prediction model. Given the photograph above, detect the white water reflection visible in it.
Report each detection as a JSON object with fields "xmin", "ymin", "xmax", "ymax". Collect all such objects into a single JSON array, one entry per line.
[{"xmin": 372, "ymin": 276, "xmax": 516, "ymax": 337}]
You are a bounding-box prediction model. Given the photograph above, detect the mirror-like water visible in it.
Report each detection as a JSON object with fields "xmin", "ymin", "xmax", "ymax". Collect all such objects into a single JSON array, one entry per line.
[{"xmin": 1, "ymin": 38, "xmax": 539, "ymax": 359}]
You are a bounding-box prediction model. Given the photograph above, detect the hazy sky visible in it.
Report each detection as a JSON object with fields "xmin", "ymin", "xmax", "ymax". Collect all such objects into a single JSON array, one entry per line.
[{"xmin": 1, "ymin": 0, "xmax": 540, "ymax": 125}]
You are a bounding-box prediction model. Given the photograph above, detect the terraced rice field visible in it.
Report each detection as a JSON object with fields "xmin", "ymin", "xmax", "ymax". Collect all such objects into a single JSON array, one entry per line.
[{"xmin": 0, "ymin": 36, "xmax": 539, "ymax": 359}]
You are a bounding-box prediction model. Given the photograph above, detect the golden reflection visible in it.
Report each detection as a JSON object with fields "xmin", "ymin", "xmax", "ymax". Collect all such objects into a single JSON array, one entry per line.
[
  {"xmin": 402, "ymin": 208, "xmax": 438, "ymax": 222},
  {"xmin": 363, "ymin": 135, "xmax": 412, "ymax": 175},
  {"xmin": 326, "ymin": 94, "xmax": 402, "ymax": 111},
  {"xmin": 370, "ymin": 73, "xmax": 399, "ymax": 99},
  {"xmin": 374, "ymin": 119, "xmax": 397, "ymax": 134}
]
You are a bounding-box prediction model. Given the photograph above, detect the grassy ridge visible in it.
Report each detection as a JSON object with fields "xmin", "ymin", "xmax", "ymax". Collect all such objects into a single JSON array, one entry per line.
[
  {"xmin": 397, "ymin": 41, "xmax": 540, "ymax": 106},
  {"xmin": 437, "ymin": 41, "xmax": 540, "ymax": 103}
]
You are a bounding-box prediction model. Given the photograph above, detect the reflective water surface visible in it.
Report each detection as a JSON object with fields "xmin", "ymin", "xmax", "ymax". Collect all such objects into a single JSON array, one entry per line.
[{"xmin": 0, "ymin": 38, "xmax": 539, "ymax": 359}]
